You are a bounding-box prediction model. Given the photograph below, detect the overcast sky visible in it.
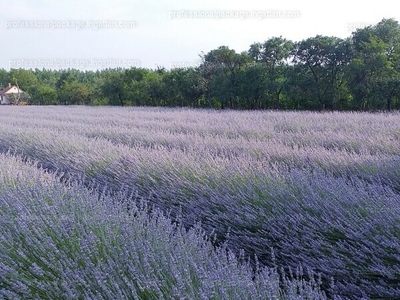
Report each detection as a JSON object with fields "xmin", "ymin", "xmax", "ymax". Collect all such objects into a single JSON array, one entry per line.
[{"xmin": 1, "ymin": 0, "xmax": 398, "ymax": 71}]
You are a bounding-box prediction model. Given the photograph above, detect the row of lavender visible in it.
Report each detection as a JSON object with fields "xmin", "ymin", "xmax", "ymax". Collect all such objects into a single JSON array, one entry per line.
[
  {"xmin": 0, "ymin": 106, "xmax": 399, "ymax": 298},
  {"xmin": 0, "ymin": 153, "xmax": 326, "ymax": 299}
]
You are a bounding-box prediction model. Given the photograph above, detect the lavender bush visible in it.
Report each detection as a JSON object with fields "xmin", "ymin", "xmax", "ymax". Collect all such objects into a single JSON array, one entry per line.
[
  {"xmin": 0, "ymin": 106, "xmax": 399, "ymax": 298},
  {"xmin": 0, "ymin": 153, "xmax": 326, "ymax": 299}
]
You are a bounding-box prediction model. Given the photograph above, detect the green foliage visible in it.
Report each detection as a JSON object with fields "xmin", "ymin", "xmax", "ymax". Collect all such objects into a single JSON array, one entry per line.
[
  {"xmin": 0, "ymin": 18, "xmax": 399, "ymax": 110},
  {"xmin": 348, "ymin": 18, "xmax": 400, "ymax": 110},
  {"xmin": 29, "ymin": 84, "xmax": 57, "ymax": 105}
]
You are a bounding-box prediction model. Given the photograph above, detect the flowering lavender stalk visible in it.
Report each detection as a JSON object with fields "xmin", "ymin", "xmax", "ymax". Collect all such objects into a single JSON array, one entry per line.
[
  {"xmin": 0, "ymin": 106, "xmax": 399, "ymax": 298},
  {"xmin": 0, "ymin": 153, "xmax": 326, "ymax": 299}
]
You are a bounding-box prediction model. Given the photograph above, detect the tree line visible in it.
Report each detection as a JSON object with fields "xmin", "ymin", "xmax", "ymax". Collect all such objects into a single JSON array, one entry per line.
[{"xmin": 2, "ymin": 18, "xmax": 400, "ymax": 111}]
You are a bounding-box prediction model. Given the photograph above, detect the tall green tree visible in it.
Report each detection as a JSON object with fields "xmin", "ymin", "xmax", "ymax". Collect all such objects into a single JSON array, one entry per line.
[
  {"xmin": 236, "ymin": 62, "xmax": 269, "ymax": 109},
  {"xmin": 201, "ymin": 46, "xmax": 250, "ymax": 109},
  {"xmin": 175, "ymin": 68, "xmax": 204, "ymax": 107},
  {"xmin": 123, "ymin": 68, "xmax": 150, "ymax": 106},
  {"xmin": 348, "ymin": 18, "xmax": 400, "ymax": 110},
  {"xmin": 249, "ymin": 37, "xmax": 294, "ymax": 109},
  {"xmin": 198, "ymin": 52, "xmax": 219, "ymax": 108},
  {"xmin": 292, "ymin": 36, "xmax": 352, "ymax": 110},
  {"xmin": 58, "ymin": 80, "xmax": 93, "ymax": 105},
  {"xmin": 100, "ymin": 71, "xmax": 127, "ymax": 106}
]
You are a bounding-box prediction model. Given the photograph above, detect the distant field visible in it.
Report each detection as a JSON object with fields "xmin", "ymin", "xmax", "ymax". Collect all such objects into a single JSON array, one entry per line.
[{"xmin": 1, "ymin": 106, "xmax": 400, "ymax": 299}]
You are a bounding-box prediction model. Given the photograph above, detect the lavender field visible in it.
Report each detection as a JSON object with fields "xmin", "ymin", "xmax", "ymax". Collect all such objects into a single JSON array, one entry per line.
[{"xmin": 1, "ymin": 106, "xmax": 400, "ymax": 299}]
